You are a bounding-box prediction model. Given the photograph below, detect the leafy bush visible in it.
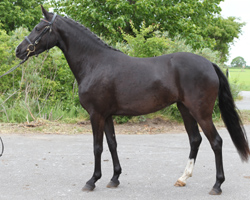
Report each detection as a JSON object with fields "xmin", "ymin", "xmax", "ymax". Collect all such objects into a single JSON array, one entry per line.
[{"xmin": 0, "ymin": 28, "xmax": 86, "ymax": 122}]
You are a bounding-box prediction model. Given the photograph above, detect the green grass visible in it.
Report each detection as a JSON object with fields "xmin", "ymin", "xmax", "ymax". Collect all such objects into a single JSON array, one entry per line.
[{"xmin": 228, "ymin": 68, "xmax": 250, "ymax": 91}]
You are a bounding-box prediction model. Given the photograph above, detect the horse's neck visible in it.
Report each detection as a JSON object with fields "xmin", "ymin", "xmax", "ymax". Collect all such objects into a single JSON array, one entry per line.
[{"xmin": 56, "ymin": 19, "xmax": 109, "ymax": 83}]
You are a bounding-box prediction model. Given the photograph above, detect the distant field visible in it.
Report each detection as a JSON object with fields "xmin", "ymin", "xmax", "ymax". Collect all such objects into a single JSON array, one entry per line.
[{"xmin": 228, "ymin": 68, "xmax": 250, "ymax": 91}]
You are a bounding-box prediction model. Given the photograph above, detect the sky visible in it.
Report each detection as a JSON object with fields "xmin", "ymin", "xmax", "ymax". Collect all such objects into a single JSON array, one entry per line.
[{"xmin": 220, "ymin": 0, "xmax": 250, "ymax": 66}]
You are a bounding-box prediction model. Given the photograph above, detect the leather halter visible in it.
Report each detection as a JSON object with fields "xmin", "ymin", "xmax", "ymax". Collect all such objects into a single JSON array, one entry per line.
[{"xmin": 25, "ymin": 13, "xmax": 57, "ymax": 56}]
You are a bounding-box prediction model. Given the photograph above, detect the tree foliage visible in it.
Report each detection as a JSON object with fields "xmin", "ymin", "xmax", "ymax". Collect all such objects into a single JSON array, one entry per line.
[
  {"xmin": 52, "ymin": 0, "xmax": 222, "ymax": 46},
  {"xmin": 0, "ymin": 0, "xmax": 47, "ymax": 33},
  {"xmin": 205, "ymin": 16, "xmax": 245, "ymax": 62},
  {"xmin": 51, "ymin": 0, "xmax": 244, "ymax": 62},
  {"xmin": 118, "ymin": 21, "xmax": 223, "ymax": 64}
]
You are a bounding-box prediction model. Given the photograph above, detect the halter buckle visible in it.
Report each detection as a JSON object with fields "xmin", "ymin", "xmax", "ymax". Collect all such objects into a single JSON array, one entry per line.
[{"xmin": 27, "ymin": 44, "xmax": 36, "ymax": 56}]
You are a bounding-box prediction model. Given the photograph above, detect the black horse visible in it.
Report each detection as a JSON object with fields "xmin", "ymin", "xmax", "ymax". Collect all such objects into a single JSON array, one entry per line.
[{"xmin": 16, "ymin": 6, "xmax": 250, "ymax": 195}]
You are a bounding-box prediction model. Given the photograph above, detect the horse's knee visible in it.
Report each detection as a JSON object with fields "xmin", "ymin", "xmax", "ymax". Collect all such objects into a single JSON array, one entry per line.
[{"xmin": 94, "ymin": 145, "xmax": 103, "ymax": 156}]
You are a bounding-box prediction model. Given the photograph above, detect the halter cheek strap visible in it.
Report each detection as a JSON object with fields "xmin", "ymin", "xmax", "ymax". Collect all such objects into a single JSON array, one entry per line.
[{"xmin": 49, "ymin": 13, "xmax": 57, "ymax": 25}]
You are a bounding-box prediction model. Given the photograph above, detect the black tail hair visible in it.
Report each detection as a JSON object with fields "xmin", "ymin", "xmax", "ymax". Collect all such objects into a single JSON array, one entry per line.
[{"xmin": 213, "ymin": 63, "xmax": 250, "ymax": 161}]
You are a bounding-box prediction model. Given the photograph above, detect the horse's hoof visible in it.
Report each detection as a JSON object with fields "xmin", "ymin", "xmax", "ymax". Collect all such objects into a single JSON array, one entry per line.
[
  {"xmin": 209, "ymin": 188, "xmax": 222, "ymax": 195},
  {"xmin": 174, "ymin": 180, "xmax": 186, "ymax": 187},
  {"xmin": 107, "ymin": 180, "xmax": 120, "ymax": 188},
  {"xmin": 82, "ymin": 183, "xmax": 95, "ymax": 192}
]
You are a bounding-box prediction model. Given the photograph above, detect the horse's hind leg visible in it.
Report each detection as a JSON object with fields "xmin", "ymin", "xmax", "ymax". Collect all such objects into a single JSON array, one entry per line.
[
  {"xmin": 174, "ymin": 103, "xmax": 202, "ymax": 187},
  {"xmin": 104, "ymin": 116, "xmax": 122, "ymax": 188},
  {"xmin": 198, "ymin": 119, "xmax": 225, "ymax": 195}
]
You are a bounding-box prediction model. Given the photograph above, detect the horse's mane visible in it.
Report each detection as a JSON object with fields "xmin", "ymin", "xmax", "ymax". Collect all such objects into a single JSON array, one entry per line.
[{"xmin": 63, "ymin": 16, "xmax": 122, "ymax": 53}]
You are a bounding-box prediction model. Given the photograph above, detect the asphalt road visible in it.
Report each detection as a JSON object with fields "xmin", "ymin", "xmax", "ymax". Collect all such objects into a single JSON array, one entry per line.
[
  {"xmin": 1, "ymin": 125, "xmax": 250, "ymax": 200},
  {"xmin": 236, "ymin": 91, "xmax": 250, "ymax": 110}
]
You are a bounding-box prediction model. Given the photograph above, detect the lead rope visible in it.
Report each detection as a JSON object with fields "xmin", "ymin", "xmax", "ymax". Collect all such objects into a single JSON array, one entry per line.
[
  {"xmin": 0, "ymin": 137, "xmax": 4, "ymax": 157},
  {"xmin": 0, "ymin": 51, "xmax": 29, "ymax": 159},
  {"xmin": 0, "ymin": 56, "xmax": 28, "ymax": 78},
  {"xmin": 0, "ymin": 50, "xmax": 30, "ymax": 159},
  {"xmin": 0, "ymin": 13, "xmax": 57, "ymax": 157}
]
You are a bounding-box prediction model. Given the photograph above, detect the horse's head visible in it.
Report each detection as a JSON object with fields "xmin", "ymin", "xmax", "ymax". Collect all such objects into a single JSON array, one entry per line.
[{"xmin": 16, "ymin": 6, "xmax": 58, "ymax": 60}]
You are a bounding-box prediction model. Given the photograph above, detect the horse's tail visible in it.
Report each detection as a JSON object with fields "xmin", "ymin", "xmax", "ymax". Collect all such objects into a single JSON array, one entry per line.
[{"xmin": 212, "ymin": 63, "xmax": 250, "ymax": 162}]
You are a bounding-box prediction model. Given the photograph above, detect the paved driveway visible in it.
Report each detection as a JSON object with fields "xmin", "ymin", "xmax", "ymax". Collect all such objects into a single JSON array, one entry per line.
[
  {"xmin": 236, "ymin": 91, "xmax": 250, "ymax": 110},
  {"xmin": 1, "ymin": 125, "xmax": 250, "ymax": 200}
]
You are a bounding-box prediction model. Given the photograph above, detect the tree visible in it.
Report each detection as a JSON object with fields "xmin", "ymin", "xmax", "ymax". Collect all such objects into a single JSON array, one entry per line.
[
  {"xmin": 0, "ymin": 0, "xmax": 47, "ymax": 33},
  {"xmin": 231, "ymin": 56, "xmax": 247, "ymax": 68},
  {"xmin": 51, "ymin": 0, "xmax": 244, "ymax": 62},
  {"xmin": 205, "ymin": 17, "xmax": 245, "ymax": 62},
  {"xmin": 52, "ymin": 0, "xmax": 221, "ymax": 46}
]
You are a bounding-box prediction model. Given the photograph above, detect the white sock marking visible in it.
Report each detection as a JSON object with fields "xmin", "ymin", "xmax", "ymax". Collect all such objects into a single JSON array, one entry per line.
[{"xmin": 178, "ymin": 158, "xmax": 195, "ymax": 184}]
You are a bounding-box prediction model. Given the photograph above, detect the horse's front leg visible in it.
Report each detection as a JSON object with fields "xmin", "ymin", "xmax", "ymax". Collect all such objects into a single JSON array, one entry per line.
[
  {"xmin": 104, "ymin": 116, "xmax": 122, "ymax": 188},
  {"xmin": 82, "ymin": 113, "xmax": 105, "ymax": 191}
]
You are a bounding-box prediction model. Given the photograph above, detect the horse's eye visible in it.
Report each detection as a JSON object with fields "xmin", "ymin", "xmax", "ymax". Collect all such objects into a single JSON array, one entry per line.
[{"xmin": 35, "ymin": 27, "xmax": 40, "ymax": 32}]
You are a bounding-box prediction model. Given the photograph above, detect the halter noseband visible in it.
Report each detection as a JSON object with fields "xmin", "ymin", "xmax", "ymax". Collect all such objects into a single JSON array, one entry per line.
[{"xmin": 25, "ymin": 13, "xmax": 57, "ymax": 56}]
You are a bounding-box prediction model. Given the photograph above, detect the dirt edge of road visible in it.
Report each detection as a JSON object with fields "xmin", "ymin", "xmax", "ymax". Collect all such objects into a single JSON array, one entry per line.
[{"xmin": 0, "ymin": 118, "xmax": 232, "ymax": 135}]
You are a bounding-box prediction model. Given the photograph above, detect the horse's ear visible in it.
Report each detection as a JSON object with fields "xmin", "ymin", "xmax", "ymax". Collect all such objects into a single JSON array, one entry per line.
[{"xmin": 41, "ymin": 5, "xmax": 49, "ymax": 19}]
